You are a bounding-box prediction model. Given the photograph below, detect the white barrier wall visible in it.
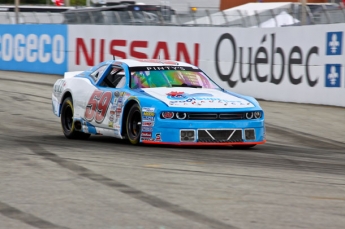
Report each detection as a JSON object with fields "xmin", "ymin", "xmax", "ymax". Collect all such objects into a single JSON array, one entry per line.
[
  {"xmin": 1, "ymin": 24, "xmax": 344, "ymax": 107},
  {"xmin": 68, "ymin": 24, "xmax": 345, "ymax": 107}
]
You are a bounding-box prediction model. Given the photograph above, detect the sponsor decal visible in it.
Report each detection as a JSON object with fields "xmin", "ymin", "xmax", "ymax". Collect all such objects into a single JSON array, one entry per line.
[
  {"xmin": 75, "ymin": 38, "xmax": 199, "ymax": 66},
  {"xmin": 166, "ymin": 91, "xmax": 185, "ymax": 99},
  {"xmin": 114, "ymin": 129, "xmax": 120, "ymax": 136},
  {"xmin": 167, "ymin": 91, "xmax": 213, "ymax": 100},
  {"xmin": 53, "ymin": 79, "xmax": 66, "ymax": 95},
  {"xmin": 155, "ymin": 133, "xmax": 162, "ymax": 141},
  {"xmin": 325, "ymin": 64, "xmax": 341, "ymax": 87},
  {"xmin": 0, "ymin": 24, "xmax": 68, "ymax": 74},
  {"xmin": 117, "ymin": 97, "xmax": 123, "ymax": 104},
  {"xmin": 109, "ymin": 105, "xmax": 116, "ymax": 115},
  {"xmin": 142, "ymin": 127, "xmax": 153, "ymax": 132},
  {"xmin": 142, "ymin": 107, "xmax": 155, "ymax": 112},
  {"xmin": 142, "ymin": 116, "xmax": 155, "ymax": 121},
  {"xmin": 137, "ymin": 59, "xmax": 178, "ymax": 65},
  {"xmin": 130, "ymin": 66, "xmax": 200, "ymax": 72},
  {"xmin": 142, "ymin": 121, "xmax": 154, "ymax": 127},
  {"xmin": 166, "ymin": 91, "xmax": 245, "ymax": 105},
  {"xmin": 141, "ymin": 132, "xmax": 152, "ymax": 138},
  {"xmin": 141, "ymin": 137, "xmax": 154, "ymax": 141},
  {"xmin": 143, "ymin": 111, "xmax": 155, "ymax": 116},
  {"xmin": 146, "ymin": 66, "xmax": 185, "ymax": 71},
  {"xmin": 326, "ymin": 32, "xmax": 343, "ymax": 55},
  {"xmin": 109, "ymin": 115, "xmax": 114, "ymax": 121},
  {"xmin": 215, "ymin": 33, "xmax": 319, "ymax": 87},
  {"xmin": 108, "ymin": 121, "xmax": 113, "ymax": 128}
]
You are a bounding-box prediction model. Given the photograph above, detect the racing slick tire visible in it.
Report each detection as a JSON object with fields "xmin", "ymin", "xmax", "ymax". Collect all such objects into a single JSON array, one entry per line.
[
  {"xmin": 126, "ymin": 103, "xmax": 142, "ymax": 145},
  {"xmin": 61, "ymin": 97, "xmax": 90, "ymax": 140}
]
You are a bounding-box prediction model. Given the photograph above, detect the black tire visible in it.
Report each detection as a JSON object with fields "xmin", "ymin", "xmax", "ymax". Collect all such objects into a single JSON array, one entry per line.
[
  {"xmin": 61, "ymin": 97, "xmax": 90, "ymax": 140},
  {"xmin": 126, "ymin": 104, "xmax": 142, "ymax": 145}
]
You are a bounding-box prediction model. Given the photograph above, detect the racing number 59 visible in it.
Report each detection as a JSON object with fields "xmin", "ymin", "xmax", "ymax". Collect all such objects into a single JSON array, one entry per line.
[{"xmin": 84, "ymin": 90, "xmax": 112, "ymax": 123}]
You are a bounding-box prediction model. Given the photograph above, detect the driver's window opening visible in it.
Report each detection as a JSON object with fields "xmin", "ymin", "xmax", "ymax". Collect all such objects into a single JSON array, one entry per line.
[{"xmin": 101, "ymin": 66, "xmax": 126, "ymax": 88}]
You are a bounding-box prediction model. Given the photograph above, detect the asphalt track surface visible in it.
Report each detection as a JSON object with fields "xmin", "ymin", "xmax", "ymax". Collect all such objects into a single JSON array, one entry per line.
[{"xmin": 0, "ymin": 71, "xmax": 344, "ymax": 229}]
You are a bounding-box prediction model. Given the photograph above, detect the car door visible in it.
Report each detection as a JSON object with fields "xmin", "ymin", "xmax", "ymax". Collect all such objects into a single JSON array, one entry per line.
[
  {"xmin": 95, "ymin": 65, "xmax": 127, "ymax": 135},
  {"xmin": 82, "ymin": 64, "xmax": 113, "ymax": 131}
]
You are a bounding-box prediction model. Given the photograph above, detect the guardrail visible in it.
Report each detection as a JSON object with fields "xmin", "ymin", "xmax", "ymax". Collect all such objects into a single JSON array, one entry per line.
[{"xmin": 1, "ymin": 3, "xmax": 345, "ymax": 27}]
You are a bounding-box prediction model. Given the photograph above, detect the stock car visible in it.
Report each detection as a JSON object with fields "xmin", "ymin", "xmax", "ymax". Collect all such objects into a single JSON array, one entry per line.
[{"xmin": 52, "ymin": 59, "xmax": 266, "ymax": 147}]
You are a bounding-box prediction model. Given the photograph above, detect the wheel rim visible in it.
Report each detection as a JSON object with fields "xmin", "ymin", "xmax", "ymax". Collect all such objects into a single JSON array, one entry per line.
[
  {"xmin": 64, "ymin": 105, "xmax": 73, "ymax": 131},
  {"xmin": 129, "ymin": 110, "xmax": 141, "ymax": 138}
]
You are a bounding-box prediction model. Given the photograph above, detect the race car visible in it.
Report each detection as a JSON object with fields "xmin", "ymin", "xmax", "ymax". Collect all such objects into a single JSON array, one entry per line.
[{"xmin": 52, "ymin": 59, "xmax": 266, "ymax": 147}]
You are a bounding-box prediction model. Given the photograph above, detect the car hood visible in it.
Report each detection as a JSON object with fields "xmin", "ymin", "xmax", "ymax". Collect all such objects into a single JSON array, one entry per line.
[{"xmin": 141, "ymin": 87, "xmax": 255, "ymax": 108}]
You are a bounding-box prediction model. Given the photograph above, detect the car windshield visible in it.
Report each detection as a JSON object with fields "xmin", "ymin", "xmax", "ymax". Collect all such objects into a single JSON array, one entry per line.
[{"xmin": 130, "ymin": 66, "xmax": 219, "ymax": 89}]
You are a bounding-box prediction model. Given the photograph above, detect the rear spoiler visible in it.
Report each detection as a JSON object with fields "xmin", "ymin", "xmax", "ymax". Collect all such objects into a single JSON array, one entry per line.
[{"xmin": 64, "ymin": 71, "xmax": 84, "ymax": 79}]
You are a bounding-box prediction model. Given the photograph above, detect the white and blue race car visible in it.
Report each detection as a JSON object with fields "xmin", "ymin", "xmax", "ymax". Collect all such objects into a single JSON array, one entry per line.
[{"xmin": 52, "ymin": 59, "xmax": 266, "ymax": 147}]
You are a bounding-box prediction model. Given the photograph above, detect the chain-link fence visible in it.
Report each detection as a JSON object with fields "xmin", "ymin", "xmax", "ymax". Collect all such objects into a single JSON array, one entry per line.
[{"xmin": 1, "ymin": 3, "xmax": 345, "ymax": 27}]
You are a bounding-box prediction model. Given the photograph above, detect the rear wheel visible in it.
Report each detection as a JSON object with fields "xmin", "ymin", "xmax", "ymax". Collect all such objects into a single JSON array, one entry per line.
[
  {"xmin": 126, "ymin": 104, "xmax": 142, "ymax": 145},
  {"xmin": 61, "ymin": 97, "xmax": 90, "ymax": 140}
]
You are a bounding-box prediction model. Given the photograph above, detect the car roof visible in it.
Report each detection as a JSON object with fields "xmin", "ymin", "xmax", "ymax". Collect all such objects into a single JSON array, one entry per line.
[{"xmin": 112, "ymin": 59, "xmax": 198, "ymax": 68}]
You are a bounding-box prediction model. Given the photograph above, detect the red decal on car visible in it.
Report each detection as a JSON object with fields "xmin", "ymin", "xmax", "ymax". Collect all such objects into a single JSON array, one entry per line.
[
  {"xmin": 85, "ymin": 90, "xmax": 112, "ymax": 123},
  {"xmin": 141, "ymin": 132, "xmax": 152, "ymax": 138}
]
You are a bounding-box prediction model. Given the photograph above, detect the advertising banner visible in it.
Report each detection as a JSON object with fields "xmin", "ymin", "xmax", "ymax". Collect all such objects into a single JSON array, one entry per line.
[
  {"xmin": 0, "ymin": 24, "xmax": 68, "ymax": 74},
  {"xmin": 68, "ymin": 24, "xmax": 345, "ymax": 107},
  {"xmin": 0, "ymin": 23, "xmax": 344, "ymax": 106}
]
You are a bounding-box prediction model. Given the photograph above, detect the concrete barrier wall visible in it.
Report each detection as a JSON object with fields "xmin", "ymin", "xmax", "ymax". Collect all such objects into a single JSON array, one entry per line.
[{"xmin": 1, "ymin": 24, "xmax": 344, "ymax": 107}]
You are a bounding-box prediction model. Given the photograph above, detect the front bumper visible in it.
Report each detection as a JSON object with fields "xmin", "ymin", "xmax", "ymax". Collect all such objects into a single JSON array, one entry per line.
[{"xmin": 140, "ymin": 119, "xmax": 266, "ymax": 145}]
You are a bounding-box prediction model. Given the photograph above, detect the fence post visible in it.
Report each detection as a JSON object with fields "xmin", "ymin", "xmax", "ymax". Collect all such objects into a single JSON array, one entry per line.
[
  {"xmin": 270, "ymin": 9, "xmax": 277, "ymax": 27},
  {"xmin": 190, "ymin": 10, "xmax": 197, "ymax": 25},
  {"xmin": 175, "ymin": 13, "xmax": 182, "ymax": 25},
  {"xmin": 339, "ymin": 2, "xmax": 345, "ymax": 22},
  {"xmin": 34, "ymin": 12, "xmax": 39, "ymax": 24},
  {"xmin": 113, "ymin": 11, "xmax": 122, "ymax": 24},
  {"xmin": 15, "ymin": 0, "xmax": 20, "ymax": 24},
  {"xmin": 301, "ymin": 0, "xmax": 307, "ymax": 25},
  {"xmin": 220, "ymin": 10, "xmax": 228, "ymax": 26},
  {"xmin": 237, "ymin": 10, "xmax": 246, "ymax": 27},
  {"xmin": 206, "ymin": 9, "xmax": 212, "ymax": 25},
  {"xmin": 21, "ymin": 12, "xmax": 26, "ymax": 24},
  {"xmin": 76, "ymin": 12, "xmax": 81, "ymax": 24},
  {"xmin": 321, "ymin": 4, "xmax": 331, "ymax": 24},
  {"xmin": 305, "ymin": 5, "xmax": 315, "ymax": 25},
  {"xmin": 157, "ymin": 11, "xmax": 165, "ymax": 25},
  {"xmin": 48, "ymin": 12, "xmax": 53, "ymax": 24},
  {"xmin": 88, "ymin": 11, "xmax": 95, "ymax": 24},
  {"xmin": 128, "ymin": 11, "xmax": 135, "ymax": 25},
  {"xmin": 6, "ymin": 12, "xmax": 11, "ymax": 24},
  {"xmin": 255, "ymin": 10, "xmax": 261, "ymax": 27}
]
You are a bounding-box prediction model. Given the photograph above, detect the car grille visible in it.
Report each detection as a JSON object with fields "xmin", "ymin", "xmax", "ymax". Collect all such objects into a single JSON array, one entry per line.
[
  {"xmin": 197, "ymin": 129, "xmax": 243, "ymax": 142},
  {"xmin": 161, "ymin": 112, "xmax": 245, "ymax": 120},
  {"xmin": 189, "ymin": 112, "xmax": 244, "ymax": 120}
]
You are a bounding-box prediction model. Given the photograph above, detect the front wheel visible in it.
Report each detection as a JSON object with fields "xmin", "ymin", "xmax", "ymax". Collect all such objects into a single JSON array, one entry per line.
[
  {"xmin": 61, "ymin": 97, "xmax": 90, "ymax": 140},
  {"xmin": 126, "ymin": 104, "xmax": 142, "ymax": 145}
]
